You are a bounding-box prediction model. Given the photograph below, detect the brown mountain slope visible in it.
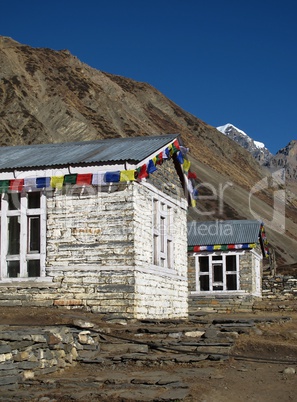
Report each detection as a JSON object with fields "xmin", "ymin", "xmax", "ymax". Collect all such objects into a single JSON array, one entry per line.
[
  {"xmin": 0, "ymin": 35, "xmax": 297, "ymax": 267},
  {"xmin": 266, "ymin": 140, "xmax": 297, "ymax": 179},
  {"xmin": 0, "ymin": 36, "xmax": 262, "ymax": 187}
]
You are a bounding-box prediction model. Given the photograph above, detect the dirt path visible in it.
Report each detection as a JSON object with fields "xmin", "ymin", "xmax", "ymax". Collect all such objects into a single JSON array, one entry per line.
[{"xmin": 0, "ymin": 307, "xmax": 296, "ymax": 401}]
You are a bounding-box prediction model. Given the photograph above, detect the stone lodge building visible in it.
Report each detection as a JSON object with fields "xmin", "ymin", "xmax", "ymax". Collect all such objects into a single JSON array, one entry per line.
[
  {"xmin": 0, "ymin": 134, "xmax": 195, "ymax": 320},
  {"xmin": 187, "ymin": 220, "xmax": 269, "ymax": 313}
]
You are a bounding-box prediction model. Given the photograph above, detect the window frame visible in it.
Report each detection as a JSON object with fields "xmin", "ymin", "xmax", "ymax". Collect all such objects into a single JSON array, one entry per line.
[
  {"xmin": 152, "ymin": 197, "xmax": 174, "ymax": 269},
  {"xmin": 0, "ymin": 191, "xmax": 46, "ymax": 280},
  {"xmin": 194, "ymin": 252, "xmax": 241, "ymax": 293}
]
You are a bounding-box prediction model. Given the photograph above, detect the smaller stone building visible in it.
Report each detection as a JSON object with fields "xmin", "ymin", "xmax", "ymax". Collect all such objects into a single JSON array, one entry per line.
[
  {"xmin": 187, "ymin": 220, "xmax": 268, "ymax": 313},
  {"xmin": 0, "ymin": 134, "xmax": 194, "ymax": 320}
]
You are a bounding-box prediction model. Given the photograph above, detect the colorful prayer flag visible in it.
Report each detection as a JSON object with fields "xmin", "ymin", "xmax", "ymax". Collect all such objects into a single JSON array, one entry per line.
[
  {"xmin": 64, "ymin": 174, "xmax": 77, "ymax": 185},
  {"xmin": 92, "ymin": 172, "xmax": 107, "ymax": 186},
  {"xmin": 76, "ymin": 173, "xmax": 93, "ymax": 186},
  {"xmin": 9, "ymin": 179, "xmax": 24, "ymax": 192},
  {"xmin": 176, "ymin": 151, "xmax": 184, "ymax": 164},
  {"xmin": 36, "ymin": 177, "xmax": 50, "ymax": 189},
  {"xmin": 0, "ymin": 180, "xmax": 9, "ymax": 193},
  {"xmin": 120, "ymin": 170, "xmax": 136, "ymax": 182},
  {"xmin": 137, "ymin": 164, "xmax": 149, "ymax": 180},
  {"xmin": 156, "ymin": 152, "xmax": 163, "ymax": 165},
  {"xmin": 104, "ymin": 171, "xmax": 120, "ymax": 183},
  {"xmin": 163, "ymin": 148, "xmax": 170, "ymax": 159},
  {"xmin": 173, "ymin": 139, "xmax": 180, "ymax": 150},
  {"xmin": 183, "ymin": 159, "xmax": 191, "ymax": 173},
  {"xmin": 50, "ymin": 176, "xmax": 64, "ymax": 190},
  {"xmin": 24, "ymin": 178, "xmax": 37, "ymax": 192},
  {"xmin": 188, "ymin": 171, "xmax": 197, "ymax": 179},
  {"xmin": 147, "ymin": 159, "xmax": 157, "ymax": 174}
]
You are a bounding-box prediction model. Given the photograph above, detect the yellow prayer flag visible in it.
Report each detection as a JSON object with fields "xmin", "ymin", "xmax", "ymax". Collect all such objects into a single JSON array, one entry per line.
[
  {"xmin": 50, "ymin": 176, "xmax": 64, "ymax": 189},
  {"xmin": 183, "ymin": 159, "xmax": 191, "ymax": 173},
  {"xmin": 191, "ymin": 199, "xmax": 196, "ymax": 208},
  {"xmin": 120, "ymin": 170, "xmax": 136, "ymax": 182},
  {"xmin": 168, "ymin": 144, "xmax": 174, "ymax": 156}
]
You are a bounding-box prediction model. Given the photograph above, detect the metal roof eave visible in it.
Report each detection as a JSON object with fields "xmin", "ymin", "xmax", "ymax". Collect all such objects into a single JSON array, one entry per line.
[{"xmin": 0, "ymin": 134, "xmax": 180, "ymax": 172}]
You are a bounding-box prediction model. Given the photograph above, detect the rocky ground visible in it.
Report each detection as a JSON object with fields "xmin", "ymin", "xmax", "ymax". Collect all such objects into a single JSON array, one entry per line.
[{"xmin": 0, "ymin": 307, "xmax": 297, "ymax": 401}]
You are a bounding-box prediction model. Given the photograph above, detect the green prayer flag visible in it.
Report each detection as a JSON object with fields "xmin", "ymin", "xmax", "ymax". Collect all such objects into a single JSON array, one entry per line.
[
  {"xmin": 64, "ymin": 174, "xmax": 77, "ymax": 185},
  {"xmin": 0, "ymin": 180, "xmax": 9, "ymax": 193}
]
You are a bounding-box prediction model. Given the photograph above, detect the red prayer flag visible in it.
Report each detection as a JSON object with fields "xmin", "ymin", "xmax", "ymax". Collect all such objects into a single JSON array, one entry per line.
[
  {"xmin": 76, "ymin": 173, "xmax": 93, "ymax": 186},
  {"xmin": 156, "ymin": 152, "xmax": 163, "ymax": 165},
  {"xmin": 173, "ymin": 139, "xmax": 180, "ymax": 150},
  {"xmin": 9, "ymin": 179, "xmax": 24, "ymax": 192},
  {"xmin": 188, "ymin": 171, "xmax": 197, "ymax": 179},
  {"xmin": 137, "ymin": 164, "xmax": 149, "ymax": 179},
  {"xmin": 227, "ymin": 244, "xmax": 236, "ymax": 250}
]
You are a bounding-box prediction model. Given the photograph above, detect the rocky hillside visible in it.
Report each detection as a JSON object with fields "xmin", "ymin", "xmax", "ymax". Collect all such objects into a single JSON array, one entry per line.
[
  {"xmin": 265, "ymin": 140, "xmax": 297, "ymax": 180},
  {"xmin": 0, "ymin": 36, "xmax": 263, "ymax": 188},
  {"xmin": 0, "ymin": 35, "xmax": 297, "ymax": 268}
]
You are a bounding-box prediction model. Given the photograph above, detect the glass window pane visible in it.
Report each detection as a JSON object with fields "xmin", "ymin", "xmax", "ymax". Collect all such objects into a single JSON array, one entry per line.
[
  {"xmin": 7, "ymin": 261, "xmax": 20, "ymax": 278},
  {"xmin": 167, "ymin": 239, "xmax": 173, "ymax": 268},
  {"xmin": 8, "ymin": 193, "xmax": 20, "ymax": 210},
  {"xmin": 8, "ymin": 216, "xmax": 20, "ymax": 254},
  {"xmin": 199, "ymin": 256, "xmax": 209, "ymax": 272},
  {"xmin": 226, "ymin": 255, "xmax": 237, "ymax": 271},
  {"xmin": 153, "ymin": 234, "xmax": 158, "ymax": 265},
  {"xmin": 227, "ymin": 274, "xmax": 237, "ymax": 290},
  {"xmin": 153, "ymin": 199, "xmax": 158, "ymax": 226},
  {"xmin": 167, "ymin": 207, "xmax": 172, "ymax": 236},
  {"xmin": 213, "ymin": 264, "xmax": 223, "ymax": 282},
  {"xmin": 28, "ymin": 216, "xmax": 40, "ymax": 253},
  {"xmin": 213, "ymin": 285, "xmax": 223, "ymax": 291},
  {"xmin": 160, "ymin": 216, "xmax": 165, "ymax": 252},
  {"xmin": 212, "ymin": 255, "xmax": 222, "ymax": 260},
  {"xmin": 200, "ymin": 275, "xmax": 209, "ymax": 291},
  {"xmin": 28, "ymin": 260, "xmax": 40, "ymax": 277},
  {"xmin": 28, "ymin": 192, "xmax": 40, "ymax": 209}
]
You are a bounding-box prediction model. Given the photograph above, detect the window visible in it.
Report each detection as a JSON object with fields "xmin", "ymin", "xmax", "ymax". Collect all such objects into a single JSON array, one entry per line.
[
  {"xmin": 152, "ymin": 198, "xmax": 174, "ymax": 268},
  {"xmin": 196, "ymin": 253, "xmax": 239, "ymax": 292},
  {"xmin": 0, "ymin": 191, "xmax": 46, "ymax": 279}
]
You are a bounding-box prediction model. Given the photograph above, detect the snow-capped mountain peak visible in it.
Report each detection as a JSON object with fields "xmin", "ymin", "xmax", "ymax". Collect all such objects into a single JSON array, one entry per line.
[
  {"xmin": 217, "ymin": 123, "xmax": 247, "ymax": 137},
  {"xmin": 254, "ymin": 141, "xmax": 265, "ymax": 149},
  {"xmin": 216, "ymin": 123, "xmax": 273, "ymax": 165}
]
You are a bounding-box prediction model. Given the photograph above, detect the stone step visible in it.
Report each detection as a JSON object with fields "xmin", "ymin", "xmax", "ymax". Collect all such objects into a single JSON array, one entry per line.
[{"xmin": 99, "ymin": 342, "xmax": 149, "ymax": 355}]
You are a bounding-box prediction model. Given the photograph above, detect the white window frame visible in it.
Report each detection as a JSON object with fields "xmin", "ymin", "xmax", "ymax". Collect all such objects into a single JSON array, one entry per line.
[
  {"xmin": 0, "ymin": 191, "xmax": 46, "ymax": 280},
  {"xmin": 194, "ymin": 252, "xmax": 241, "ymax": 293},
  {"xmin": 152, "ymin": 197, "xmax": 174, "ymax": 269}
]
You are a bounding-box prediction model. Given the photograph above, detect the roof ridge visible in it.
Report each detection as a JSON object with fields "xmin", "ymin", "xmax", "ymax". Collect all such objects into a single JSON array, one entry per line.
[{"xmin": 0, "ymin": 134, "xmax": 179, "ymax": 151}]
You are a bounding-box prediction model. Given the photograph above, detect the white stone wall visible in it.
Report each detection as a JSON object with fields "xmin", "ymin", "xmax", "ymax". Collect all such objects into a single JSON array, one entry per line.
[
  {"xmin": 44, "ymin": 184, "xmax": 137, "ymax": 316},
  {"xmin": 133, "ymin": 184, "xmax": 188, "ymax": 319},
  {"xmin": 0, "ymin": 178, "xmax": 188, "ymax": 319},
  {"xmin": 46, "ymin": 184, "xmax": 135, "ymax": 268}
]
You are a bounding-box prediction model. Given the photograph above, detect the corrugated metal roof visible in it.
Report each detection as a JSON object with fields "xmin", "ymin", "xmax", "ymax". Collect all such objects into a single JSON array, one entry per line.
[
  {"xmin": 0, "ymin": 134, "xmax": 179, "ymax": 170},
  {"xmin": 187, "ymin": 220, "xmax": 262, "ymax": 246}
]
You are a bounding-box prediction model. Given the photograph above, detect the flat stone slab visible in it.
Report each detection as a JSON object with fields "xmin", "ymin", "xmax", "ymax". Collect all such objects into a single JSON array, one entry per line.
[{"xmin": 111, "ymin": 386, "xmax": 189, "ymax": 402}]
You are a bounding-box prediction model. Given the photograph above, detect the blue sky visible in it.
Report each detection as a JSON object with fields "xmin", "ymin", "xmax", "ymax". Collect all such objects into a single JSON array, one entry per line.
[{"xmin": 1, "ymin": 0, "xmax": 296, "ymax": 154}]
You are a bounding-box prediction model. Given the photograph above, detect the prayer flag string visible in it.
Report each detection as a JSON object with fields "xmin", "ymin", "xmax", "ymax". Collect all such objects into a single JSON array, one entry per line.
[{"xmin": 0, "ymin": 140, "xmax": 197, "ymax": 198}]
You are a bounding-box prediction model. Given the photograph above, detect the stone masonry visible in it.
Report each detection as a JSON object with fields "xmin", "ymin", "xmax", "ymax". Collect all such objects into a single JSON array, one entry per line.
[
  {"xmin": 188, "ymin": 248, "xmax": 263, "ymax": 314},
  {"xmin": 0, "ymin": 160, "xmax": 188, "ymax": 320}
]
